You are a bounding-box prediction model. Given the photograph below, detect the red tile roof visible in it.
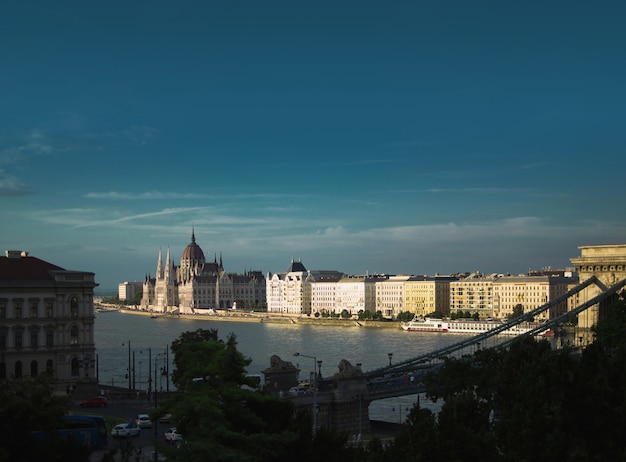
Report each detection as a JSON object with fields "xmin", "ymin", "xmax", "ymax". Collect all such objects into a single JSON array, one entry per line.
[{"xmin": 0, "ymin": 255, "xmax": 65, "ymax": 281}]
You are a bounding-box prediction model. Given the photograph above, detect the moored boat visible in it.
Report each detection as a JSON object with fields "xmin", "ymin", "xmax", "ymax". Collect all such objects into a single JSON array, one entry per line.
[
  {"xmin": 402, "ymin": 316, "xmax": 550, "ymax": 336},
  {"xmin": 401, "ymin": 317, "xmax": 448, "ymax": 332}
]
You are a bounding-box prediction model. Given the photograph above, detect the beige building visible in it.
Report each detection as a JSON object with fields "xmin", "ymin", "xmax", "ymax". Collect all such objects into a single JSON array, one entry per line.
[
  {"xmin": 0, "ymin": 250, "xmax": 98, "ymax": 395},
  {"xmin": 570, "ymin": 244, "xmax": 626, "ymax": 328},
  {"xmin": 404, "ymin": 275, "xmax": 457, "ymax": 317},
  {"xmin": 449, "ymin": 272, "xmax": 497, "ymax": 318},
  {"xmin": 492, "ymin": 274, "xmax": 575, "ymax": 321}
]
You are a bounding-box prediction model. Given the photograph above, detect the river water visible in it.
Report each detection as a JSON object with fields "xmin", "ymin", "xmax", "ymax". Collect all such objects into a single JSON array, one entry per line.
[{"xmin": 94, "ymin": 310, "xmax": 472, "ymax": 423}]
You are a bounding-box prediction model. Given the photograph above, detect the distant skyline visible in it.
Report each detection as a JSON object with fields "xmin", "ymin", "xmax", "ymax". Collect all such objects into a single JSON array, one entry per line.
[{"xmin": 2, "ymin": 1, "xmax": 625, "ymax": 292}]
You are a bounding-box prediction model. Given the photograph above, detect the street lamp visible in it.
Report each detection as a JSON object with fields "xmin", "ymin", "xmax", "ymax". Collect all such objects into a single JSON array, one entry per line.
[
  {"xmin": 294, "ymin": 352, "xmax": 318, "ymax": 435},
  {"xmin": 122, "ymin": 341, "xmax": 131, "ymax": 392},
  {"xmin": 154, "ymin": 352, "xmax": 167, "ymax": 408},
  {"xmin": 388, "ymin": 352, "xmax": 393, "ymax": 366},
  {"xmin": 82, "ymin": 356, "xmax": 94, "ymax": 378}
]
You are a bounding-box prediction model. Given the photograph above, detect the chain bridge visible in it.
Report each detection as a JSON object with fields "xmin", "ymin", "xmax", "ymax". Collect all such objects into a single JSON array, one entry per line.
[{"xmin": 263, "ymin": 276, "xmax": 626, "ymax": 435}]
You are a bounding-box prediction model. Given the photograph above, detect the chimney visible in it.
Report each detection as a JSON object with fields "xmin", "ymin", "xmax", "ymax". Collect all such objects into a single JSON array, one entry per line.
[{"xmin": 5, "ymin": 250, "xmax": 28, "ymax": 258}]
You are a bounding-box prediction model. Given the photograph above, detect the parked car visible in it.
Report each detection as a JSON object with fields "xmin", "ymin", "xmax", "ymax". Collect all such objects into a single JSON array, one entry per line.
[
  {"xmin": 79, "ymin": 396, "xmax": 108, "ymax": 408},
  {"xmin": 288, "ymin": 386, "xmax": 312, "ymax": 396},
  {"xmin": 164, "ymin": 427, "xmax": 182, "ymax": 443},
  {"xmin": 136, "ymin": 414, "xmax": 152, "ymax": 428},
  {"xmin": 158, "ymin": 413, "xmax": 172, "ymax": 423},
  {"xmin": 111, "ymin": 423, "xmax": 140, "ymax": 438}
]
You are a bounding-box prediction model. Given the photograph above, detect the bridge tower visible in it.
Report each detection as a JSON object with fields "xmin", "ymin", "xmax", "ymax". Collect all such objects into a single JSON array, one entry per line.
[
  {"xmin": 570, "ymin": 244, "xmax": 626, "ymax": 329},
  {"xmin": 324, "ymin": 368, "xmax": 371, "ymax": 436}
]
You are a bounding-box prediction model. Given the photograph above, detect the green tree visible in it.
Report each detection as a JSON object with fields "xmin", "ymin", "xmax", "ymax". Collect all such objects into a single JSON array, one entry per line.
[
  {"xmin": 509, "ymin": 303, "xmax": 524, "ymax": 319},
  {"xmin": 396, "ymin": 311, "xmax": 414, "ymax": 322},
  {"xmin": 160, "ymin": 328, "xmax": 355, "ymax": 461},
  {"xmin": 0, "ymin": 374, "xmax": 92, "ymax": 462}
]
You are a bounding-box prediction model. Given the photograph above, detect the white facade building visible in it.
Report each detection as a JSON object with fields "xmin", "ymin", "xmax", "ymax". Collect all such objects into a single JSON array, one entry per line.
[
  {"xmin": 118, "ymin": 281, "xmax": 143, "ymax": 301},
  {"xmin": 335, "ymin": 276, "xmax": 383, "ymax": 316},
  {"xmin": 375, "ymin": 275, "xmax": 409, "ymax": 318}
]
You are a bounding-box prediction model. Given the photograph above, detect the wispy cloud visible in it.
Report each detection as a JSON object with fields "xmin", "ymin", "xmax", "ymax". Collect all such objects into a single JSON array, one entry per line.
[
  {"xmin": 0, "ymin": 170, "xmax": 33, "ymax": 196},
  {"xmin": 84, "ymin": 191, "xmax": 213, "ymax": 200}
]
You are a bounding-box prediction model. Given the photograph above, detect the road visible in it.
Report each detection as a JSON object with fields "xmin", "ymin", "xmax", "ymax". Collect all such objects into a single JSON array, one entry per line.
[{"xmin": 73, "ymin": 396, "xmax": 173, "ymax": 462}]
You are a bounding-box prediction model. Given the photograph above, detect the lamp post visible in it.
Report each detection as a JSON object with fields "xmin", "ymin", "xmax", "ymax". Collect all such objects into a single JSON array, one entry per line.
[
  {"xmin": 123, "ymin": 341, "xmax": 131, "ymax": 392},
  {"xmin": 153, "ymin": 352, "xmax": 166, "ymax": 462},
  {"xmin": 387, "ymin": 352, "xmax": 393, "ymax": 366},
  {"xmin": 294, "ymin": 352, "xmax": 318, "ymax": 435},
  {"xmin": 154, "ymin": 352, "xmax": 167, "ymax": 408}
]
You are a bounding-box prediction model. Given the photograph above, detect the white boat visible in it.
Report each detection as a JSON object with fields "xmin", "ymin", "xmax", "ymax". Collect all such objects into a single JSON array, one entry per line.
[
  {"xmin": 402, "ymin": 316, "xmax": 551, "ymax": 336},
  {"xmin": 401, "ymin": 317, "xmax": 448, "ymax": 332}
]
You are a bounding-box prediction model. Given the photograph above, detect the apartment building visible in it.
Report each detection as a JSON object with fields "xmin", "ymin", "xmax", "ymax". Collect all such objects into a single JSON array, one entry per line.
[
  {"xmin": 449, "ymin": 272, "xmax": 497, "ymax": 318},
  {"xmin": 375, "ymin": 275, "xmax": 410, "ymax": 318},
  {"xmin": 492, "ymin": 275, "xmax": 575, "ymax": 321},
  {"xmin": 404, "ymin": 275, "xmax": 458, "ymax": 317},
  {"xmin": 335, "ymin": 276, "xmax": 384, "ymax": 316},
  {"xmin": 118, "ymin": 281, "xmax": 143, "ymax": 301}
]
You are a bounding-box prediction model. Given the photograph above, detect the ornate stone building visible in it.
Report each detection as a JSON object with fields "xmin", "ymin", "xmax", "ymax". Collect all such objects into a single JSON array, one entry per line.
[
  {"xmin": 266, "ymin": 259, "xmax": 345, "ymax": 314},
  {"xmin": 0, "ymin": 250, "xmax": 98, "ymax": 395},
  {"xmin": 141, "ymin": 231, "xmax": 266, "ymax": 313},
  {"xmin": 570, "ymin": 244, "xmax": 626, "ymax": 328}
]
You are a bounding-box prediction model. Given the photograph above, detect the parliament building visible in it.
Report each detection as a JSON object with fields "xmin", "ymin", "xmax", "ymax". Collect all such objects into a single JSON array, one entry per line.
[{"xmin": 141, "ymin": 231, "xmax": 265, "ymax": 314}]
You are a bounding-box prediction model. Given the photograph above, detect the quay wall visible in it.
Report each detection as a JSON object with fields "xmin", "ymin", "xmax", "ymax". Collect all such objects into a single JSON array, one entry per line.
[{"xmin": 116, "ymin": 308, "xmax": 401, "ymax": 329}]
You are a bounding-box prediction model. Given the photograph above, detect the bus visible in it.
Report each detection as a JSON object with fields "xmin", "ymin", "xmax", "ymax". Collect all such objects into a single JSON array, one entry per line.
[
  {"xmin": 32, "ymin": 414, "xmax": 108, "ymax": 449},
  {"xmin": 60, "ymin": 414, "xmax": 108, "ymax": 448}
]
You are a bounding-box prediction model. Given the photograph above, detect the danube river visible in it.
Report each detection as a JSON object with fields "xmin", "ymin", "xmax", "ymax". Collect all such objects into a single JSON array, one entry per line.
[{"xmin": 94, "ymin": 310, "xmax": 473, "ymax": 423}]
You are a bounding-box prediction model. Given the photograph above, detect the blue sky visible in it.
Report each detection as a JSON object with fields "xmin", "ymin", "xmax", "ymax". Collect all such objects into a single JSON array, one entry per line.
[{"xmin": 2, "ymin": 1, "xmax": 625, "ymax": 292}]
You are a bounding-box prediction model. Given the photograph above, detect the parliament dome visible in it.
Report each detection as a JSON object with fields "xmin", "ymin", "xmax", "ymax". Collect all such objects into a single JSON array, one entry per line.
[{"xmin": 181, "ymin": 230, "xmax": 205, "ymax": 264}]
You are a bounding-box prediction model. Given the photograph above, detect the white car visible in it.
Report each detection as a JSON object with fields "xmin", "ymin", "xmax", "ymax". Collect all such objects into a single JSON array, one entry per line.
[
  {"xmin": 111, "ymin": 423, "xmax": 140, "ymax": 438},
  {"xmin": 164, "ymin": 427, "xmax": 183, "ymax": 443},
  {"xmin": 136, "ymin": 414, "xmax": 152, "ymax": 428}
]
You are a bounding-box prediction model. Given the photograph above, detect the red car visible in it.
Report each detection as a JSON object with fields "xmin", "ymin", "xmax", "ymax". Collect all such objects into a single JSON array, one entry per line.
[{"xmin": 79, "ymin": 396, "xmax": 108, "ymax": 408}]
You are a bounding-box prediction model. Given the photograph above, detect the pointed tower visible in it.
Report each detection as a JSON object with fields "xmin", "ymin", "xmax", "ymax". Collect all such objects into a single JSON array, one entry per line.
[
  {"xmin": 156, "ymin": 248, "xmax": 164, "ymax": 281},
  {"xmin": 165, "ymin": 247, "xmax": 173, "ymax": 284}
]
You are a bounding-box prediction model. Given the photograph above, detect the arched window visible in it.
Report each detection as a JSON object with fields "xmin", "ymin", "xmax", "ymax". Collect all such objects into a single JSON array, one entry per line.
[
  {"xmin": 71, "ymin": 357, "xmax": 80, "ymax": 376},
  {"xmin": 70, "ymin": 297, "xmax": 79, "ymax": 317},
  {"xmin": 30, "ymin": 360, "xmax": 38, "ymax": 377},
  {"xmin": 46, "ymin": 359, "xmax": 54, "ymax": 374},
  {"xmin": 70, "ymin": 325, "xmax": 79, "ymax": 345},
  {"xmin": 0, "ymin": 362, "xmax": 5, "ymax": 379},
  {"xmin": 15, "ymin": 361, "xmax": 22, "ymax": 378}
]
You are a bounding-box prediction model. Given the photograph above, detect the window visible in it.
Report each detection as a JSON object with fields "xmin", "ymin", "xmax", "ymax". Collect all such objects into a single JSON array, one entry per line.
[
  {"xmin": 30, "ymin": 329, "xmax": 39, "ymax": 349},
  {"xmin": 46, "ymin": 328, "xmax": 54, "ymax": 347},
  {"xmin": 71, "ymin": 357, "xmax": 80, "ymax": 376},
  {"xmin": 0, "ymin": 302, "xmax": 5, "ymax": 319},
  {"xmin": 15, "ymin": 361, "xmax": 22, "ymax": 378},
  {"xmin": 70, "ymin": 297, "xmax": 79, "ymax": 317},
  {"xmin": 46, "ymin": 359, "xmax": 54, "ymax": 374},
  {"xmin": 14, "ymin": 301, "xmax": 23, "ymax": 319},
  {"xmin": 0, "ymin": 362, "xmax": 5, "ymax": 380},
  {"xmin": 70, "ymin": 325, "xmax": 79, "ymax": 345},
  {"xmin": 45, "ymin": 300, "xmax": 54, "ymax": 317},
  {"xmin": 30, "ymin": 360, "xmax": 38, "ymax": 377},
  {"xmin": 15, "ymin": 330, "xmax": 23, "ymax": 350},
  {"xmin": 0, "ymin": 331, "xmax": 6, "ymax": 350},
  {"xmin": 30, "ymin": 300, "xmax": 38, "ymax": 318}
]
